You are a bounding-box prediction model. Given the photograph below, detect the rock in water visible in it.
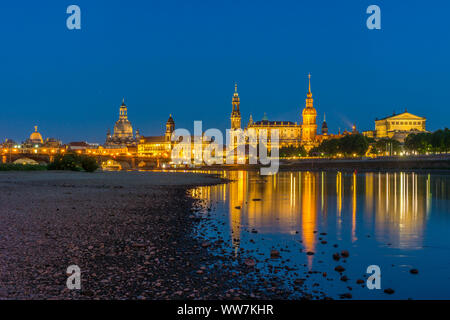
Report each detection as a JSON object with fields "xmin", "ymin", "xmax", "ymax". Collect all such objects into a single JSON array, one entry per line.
[
  {"xmin": 334, "ymin": 265, "xmax": 345, "ymax": 273},
  {"xmin": 201, "ymin": 242, "xmax": 211, "ymax": 248},
  {"xmin": 270, "ymin": 250, "xmax": 280, "ymax": 258},
  {"xmin": 244, "ymin": 259, "xmax": 256, "ymax": 267}
]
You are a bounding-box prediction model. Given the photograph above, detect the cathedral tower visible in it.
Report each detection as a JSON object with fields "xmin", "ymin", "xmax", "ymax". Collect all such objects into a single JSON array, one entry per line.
[
  {"xmin": 165, "ymin": 114, "xmax": 175, "ymax": 142},
  {"xmin": 230, "ymin": 83, "xmax": 241, "ymax": 130},
  {"xmin": 301, "ymin": 74, "xmax": 318, "ymax": 142}
]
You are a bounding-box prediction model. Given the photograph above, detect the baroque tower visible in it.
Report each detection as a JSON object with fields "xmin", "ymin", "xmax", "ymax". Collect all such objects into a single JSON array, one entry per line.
[
  {"xmin": 301, "ymin": 74, "xmax": 317, "ymax": 143},
  {"xmin": 165, "ymin": 114, "xmax": 175, "ymax": 142},
  {"xmin": 230, "ymin": 83, "xmax": 242, "ymax": 148},
  {"xmin": 230, "ymin": 83, "xmax": 241, "ymax": 130}
]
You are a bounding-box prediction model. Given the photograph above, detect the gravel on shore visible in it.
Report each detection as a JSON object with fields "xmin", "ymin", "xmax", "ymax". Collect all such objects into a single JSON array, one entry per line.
[{"xmin": 0, "ymin": 170, "xmax": 264, "ymax": 300}]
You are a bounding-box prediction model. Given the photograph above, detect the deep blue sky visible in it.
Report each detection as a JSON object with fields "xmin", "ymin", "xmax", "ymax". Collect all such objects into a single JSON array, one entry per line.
[{"xmin": 0, "ymin": 0, "xmax": 449, "ymax": 143}]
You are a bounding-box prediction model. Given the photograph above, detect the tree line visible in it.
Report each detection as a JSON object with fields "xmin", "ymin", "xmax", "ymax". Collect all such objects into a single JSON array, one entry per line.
[
  {"xmin": 404, "ymin": 129, "xmax": 450, "ymax": 154},
  {"xmin": 278, "ymin": 128, "xmax": 450, "ymax": 158}
]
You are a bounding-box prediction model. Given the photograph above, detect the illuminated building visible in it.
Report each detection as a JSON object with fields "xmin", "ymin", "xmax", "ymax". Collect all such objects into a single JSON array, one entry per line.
[
  {"xmin": 43, "ymin": 138, "xmax": 62, "ymax": 148},
  {"xmin": 137, "ymin": 115, "xmax": 175, "ymax": 158},
  {"xmin": 247, "ymin": 115, "xmax": 302, "ymax": 149},
  {"xmin": 137, "ymin": 114, "xmax": 213, "ymax": 164},
  {"xmin": 67, "ymin": 141, "xmax": 99, "ymax": 152},
  {"xmin": 105, "ymin": 99, "xmax": 139, "ymax": 148},
  {"xmin": 1, "ymin": 139, "xmax": 17, "ymax": 149},
  {"xmin": 28, "ymin": 126, "xmax": 44, "ymax": 145},
  {"xmin": 230, "ymin": 83, "xmax": 241, "ymax": 131},
  {"xmin": 301, "ymin": 74, "xmax": 318, "ymax": 149},
  {"xmin": 229, "ymin": 83, "xmax": 242, "ymax": 149},
  {"xmin": 364, "ymin": 110, "xmax": 427, "ymax": 142},
  {"xmin": 235, "ymin": 74, "xmax": 336, "ymax": 153}
]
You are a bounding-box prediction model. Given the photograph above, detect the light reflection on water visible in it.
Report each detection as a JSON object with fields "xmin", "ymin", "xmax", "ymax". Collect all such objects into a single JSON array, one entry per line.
[{"xmin": 191, "ymin": 171, "xmax": 450, "ymax": 299}]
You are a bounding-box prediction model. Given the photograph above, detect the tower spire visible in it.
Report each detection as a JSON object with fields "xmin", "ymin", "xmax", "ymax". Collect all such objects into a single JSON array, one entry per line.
[
  {"xmin": 119, "ymin": 98, "xmax": 128, "ymax": 119},
  {"xmin": 302, "ymin": 73, "xmax": 317, "ymax": 145},
  {"xmin": 232, "ymin": 82, "xmax": 240, "ymax": 111},
  {"xmin": 231, "ymin": 82, "xmax": 241, "ymax": 130},
  {"xmin": 306, "ymin": 73, "xmax": 313, "ymax": 100},
  {"xmin": 308, "ymin": 73, "xmax": 311, "ymax": 94}
]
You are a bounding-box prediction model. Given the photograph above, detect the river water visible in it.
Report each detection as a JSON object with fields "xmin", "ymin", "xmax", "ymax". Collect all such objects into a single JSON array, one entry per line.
[{"xmin": 192, "ymin": 170, "xmax": 450, "ymax": 299}]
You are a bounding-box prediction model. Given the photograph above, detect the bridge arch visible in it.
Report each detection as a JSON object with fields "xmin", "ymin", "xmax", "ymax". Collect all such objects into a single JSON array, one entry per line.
[{"xmin": 13, "ymin": 157, "xmax": 40, "ymax": 165}]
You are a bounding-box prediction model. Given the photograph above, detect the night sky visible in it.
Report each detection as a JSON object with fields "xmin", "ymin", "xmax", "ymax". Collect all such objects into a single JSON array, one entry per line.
[{"xmin": 0, "ymin": 0, "xmax": 449, "ymax": 143}]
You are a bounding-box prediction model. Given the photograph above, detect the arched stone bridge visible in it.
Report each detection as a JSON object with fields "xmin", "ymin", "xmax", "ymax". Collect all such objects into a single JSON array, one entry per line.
[{"xmin": 1, "ymin": 153, "xmax": 170, "ymax": 169}]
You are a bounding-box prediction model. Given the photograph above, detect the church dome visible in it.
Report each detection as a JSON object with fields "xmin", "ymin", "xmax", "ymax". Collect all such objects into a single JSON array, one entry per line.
[
  {"xmin": 111, "ymin": 99, "xmax": 134, "ymax": 139},
  {"xmin": 30, "ymin": 126, "xmax": 43, "ymax": 144},
  {"xmin": 114, "ymin": 119, "xmax": 133, "ymax": 138}
]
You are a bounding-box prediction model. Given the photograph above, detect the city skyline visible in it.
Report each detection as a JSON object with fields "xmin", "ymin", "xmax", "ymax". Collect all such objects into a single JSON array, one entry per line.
[
  {"xmin": 0, "ymin": 77, "xmax": 434, "ymax": 145},
  {"xmin": 1, "ymin": 1, "xmax": 450, "ymax": 304},
  {"xmin": 0, "ymin": 1, "xmax": 449, "ymax": 142}
]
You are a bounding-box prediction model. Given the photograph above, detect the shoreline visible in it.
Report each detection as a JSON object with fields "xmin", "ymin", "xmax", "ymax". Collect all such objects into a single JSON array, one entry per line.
[
  {"xmin": 3, "ymin": 169, "xmax": 438, "ymax": 300},
  {"xmin": 0, "ymin": 171, "xmax": 222, "ymax": 299},
  {"xmin": 149, "ymin": 156, "xmax": 450, "ymax": 173},
  {"xmin": 0, "ymin": 171, "xmax": 289, "ymax": 299}
]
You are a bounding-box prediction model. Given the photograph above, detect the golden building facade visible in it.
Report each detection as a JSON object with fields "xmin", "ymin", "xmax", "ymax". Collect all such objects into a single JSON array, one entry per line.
[
  {"xmin": 247, "ymin": 119, "xmax": 302, "ymax": 149},
  {"xmin": 371, "ymin": 110, "xmax": 426, "ymax": 141},
  {"xmin": 137, "ymin": 115, "xmax": 175, "ymax": 158},
  {"xmin": 233, "ymin": 74, "xmax": 328, "ymax": 152},
  {"xmin": 105, "ymin": 99, "xmax": 139, "ymax": 148},
  {"xmin": 301, "ymin": 74, "xmax": 318, "ymax": 147}
]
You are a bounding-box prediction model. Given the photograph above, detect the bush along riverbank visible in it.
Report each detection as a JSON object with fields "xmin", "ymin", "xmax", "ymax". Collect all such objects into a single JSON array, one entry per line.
[
  {"xmin": 1, "ymin": 154, "xmax": 100, "ymax": 172},
  {"xmin": 47, "ymin": 153, "xmax": 99, "ymax": 172},
  {"xmin": 0, "ymin": 163, "xmax": 47, "ymax": 171}
]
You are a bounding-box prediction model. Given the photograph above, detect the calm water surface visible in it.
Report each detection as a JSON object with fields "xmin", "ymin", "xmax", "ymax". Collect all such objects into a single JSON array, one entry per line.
[{"xmin": 192, "ymin": 171, "xmax": 450, "ymax": 299}]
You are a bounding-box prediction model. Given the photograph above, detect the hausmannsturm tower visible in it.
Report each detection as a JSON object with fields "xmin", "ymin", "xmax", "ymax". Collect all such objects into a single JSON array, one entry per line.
[{"xmin": 301, "ymin": 73, "xmax": 318, "ymax": 144}]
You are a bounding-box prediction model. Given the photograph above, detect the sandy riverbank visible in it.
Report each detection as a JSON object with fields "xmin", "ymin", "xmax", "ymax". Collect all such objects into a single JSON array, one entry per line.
[{"xmin": 0, "ymin": 171, "xmax": 257, "ymax": 299}]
